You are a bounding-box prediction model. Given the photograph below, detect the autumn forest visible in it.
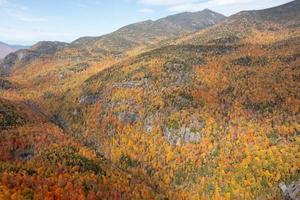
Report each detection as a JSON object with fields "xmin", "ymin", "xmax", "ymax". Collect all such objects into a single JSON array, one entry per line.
[{"xmin": 0, "ymin": 0, "xmax": 299, "ymax": 199}]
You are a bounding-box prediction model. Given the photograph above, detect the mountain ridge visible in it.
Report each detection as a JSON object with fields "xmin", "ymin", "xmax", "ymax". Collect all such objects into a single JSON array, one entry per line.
[
  {"xmin": 0, "ymin": 9, "xmax": 225, "ymax": 76},
  {"xmin": 0, "ymin": 41, "xmax": 29, "ymax": 59},
  {"xmin": 0, "ymin": 41, "xmax": 68, "ymax": 76},
  {"xmin": 71, "ymin": 9, "xmax": 225, "ymax": 52}
]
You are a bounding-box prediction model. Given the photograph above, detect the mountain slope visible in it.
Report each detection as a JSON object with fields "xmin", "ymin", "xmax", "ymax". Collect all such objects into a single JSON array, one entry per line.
[
  {"xmin": 0, "ymin": 96, "xmax": 166, "ymax": 199},
  {"xmin": 48, "ymin": 2, "xmax": 299, "ymax": 199},
  {"xmin": 0, "ymin": 42, "xmax": 28, "ymax": 59}
]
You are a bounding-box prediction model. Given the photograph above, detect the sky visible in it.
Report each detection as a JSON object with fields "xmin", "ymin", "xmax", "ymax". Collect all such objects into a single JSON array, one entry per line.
[{"xmin": 0, "ymin": 0, "xmax": 294, "ymax": 45}]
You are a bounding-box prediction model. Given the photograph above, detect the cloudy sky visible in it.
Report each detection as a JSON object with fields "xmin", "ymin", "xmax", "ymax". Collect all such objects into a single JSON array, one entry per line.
[{"xmin": 0, "ymin": 0, "xmax": 294, "ymax": 45}]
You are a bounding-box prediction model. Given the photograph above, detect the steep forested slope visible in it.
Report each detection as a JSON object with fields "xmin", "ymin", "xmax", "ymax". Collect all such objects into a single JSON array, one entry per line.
[{"xmin": 0, "ymin": 97, "xmax": 166, "ymax": 199}]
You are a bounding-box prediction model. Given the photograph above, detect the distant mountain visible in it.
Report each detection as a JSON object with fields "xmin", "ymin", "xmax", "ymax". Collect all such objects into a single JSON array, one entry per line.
[
  {"xmin": 72, "ymin": 9, "xmax": 225, "ymax": 52},
  {"xmin": 0, "ymin": 41, "xmax": 68, "ymax": 76},
  {"xmin": 0, "ymin": 42, "xmax": 28, "ymax": 59}
]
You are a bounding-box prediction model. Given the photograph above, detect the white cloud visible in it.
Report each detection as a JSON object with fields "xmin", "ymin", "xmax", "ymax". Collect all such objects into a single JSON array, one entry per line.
[
  {"xmin": 139, "ymin": 0, "xmax": 195, "ymax": 6},
  {"xmin": 138, "ymin": 8, "xmax": 154, "ymax": 13},
  {"xmin": 0, "ymin": 27, "xmax": 75, "ymax": 44},
  {"xmin": 4, "ymin": 8, "xmax": 47, "ymax": 22},
  {"xmin": 77, "ymin": 3, "xmax": 89, "ymax": 8},
  {"xmin": 0, "ymin": 0, "xmax": 7, "ymax": 6},
  {"xmin": 0, "ymin": 1, "xmax": 47, "ymax": 22}
]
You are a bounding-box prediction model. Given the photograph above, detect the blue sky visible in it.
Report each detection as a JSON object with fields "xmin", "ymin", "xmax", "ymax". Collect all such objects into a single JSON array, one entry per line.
[{"xmin": 0, "ymin": 0, "xmax": 293, "ymax": 45}]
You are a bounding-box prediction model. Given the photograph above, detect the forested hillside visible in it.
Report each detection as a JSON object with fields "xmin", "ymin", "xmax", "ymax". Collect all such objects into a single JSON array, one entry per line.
[{"xmin": 0, "ymin": 1, "xmax": 299, "ymax": 199}]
